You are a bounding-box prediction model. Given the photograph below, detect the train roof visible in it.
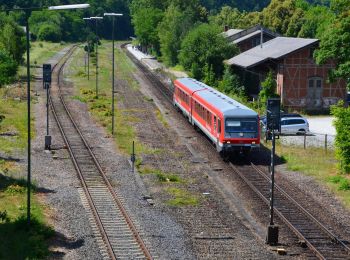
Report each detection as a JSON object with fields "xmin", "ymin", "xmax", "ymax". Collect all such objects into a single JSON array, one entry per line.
[
  {"xmin": 175, "ymin": 78, "xmax": 258, "ymax": 117},
  {"xmin": 175, "ymin": 77, "xmax": 207, "ymax": 92}
]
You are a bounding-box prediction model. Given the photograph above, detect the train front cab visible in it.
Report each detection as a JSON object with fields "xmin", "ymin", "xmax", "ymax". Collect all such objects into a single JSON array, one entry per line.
[{"xmin": 217, "ymin": 115, "xmax": 260, "ymax": 156}]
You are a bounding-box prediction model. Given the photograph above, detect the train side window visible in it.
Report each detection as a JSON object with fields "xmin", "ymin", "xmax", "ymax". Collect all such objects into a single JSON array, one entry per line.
[
  {"xmin": 218, "ymin": 119, "xmax": 221, "ymax": 134},
  {"xmin": 214, "ymin": 116, "xmax": 217, "ymax": 131}
]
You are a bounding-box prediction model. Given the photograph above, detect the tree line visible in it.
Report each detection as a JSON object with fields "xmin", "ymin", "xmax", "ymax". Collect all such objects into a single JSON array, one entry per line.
[{"xmin": 131, "ymin": 0, "xmax": 348, "ymax": 94}]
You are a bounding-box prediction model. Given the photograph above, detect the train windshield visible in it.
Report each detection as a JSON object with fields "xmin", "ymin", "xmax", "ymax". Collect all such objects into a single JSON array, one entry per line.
[{"xmin": 225, "ymin": 118, "xmax": 257, "ymax": 133}]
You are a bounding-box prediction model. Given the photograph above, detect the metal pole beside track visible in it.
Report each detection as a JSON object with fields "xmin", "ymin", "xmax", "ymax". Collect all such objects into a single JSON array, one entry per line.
[
  {"xmin": 25, "ymin": 13, "xmax": 31, "ymax": 226},
  {"xmin": 266, "ymin": 131, "xmax": 279, "ymax": 245},
  {"xmin": 112, "ymin": 16, "xmax": 115, "ymax": 135},
  {"xmin": 95, "ymin": 19, "xmax": 98, "ymax": 98}
]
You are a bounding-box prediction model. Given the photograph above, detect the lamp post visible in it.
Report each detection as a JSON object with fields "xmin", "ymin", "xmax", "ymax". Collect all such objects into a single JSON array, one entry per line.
[
  {"xmin": 83, "ymin": 17, "xmax": 91, "ymax": 80},
  {"xmin": 90, "ymin": 16, "xmax": 103, "ymax": 98},
  {"xmin": 4, "ymin": 3, "xmax": 90, "ymax": 226},
  {"xmin": 104, "ymin": 13, "xmax": 123, "ymax": 136}
]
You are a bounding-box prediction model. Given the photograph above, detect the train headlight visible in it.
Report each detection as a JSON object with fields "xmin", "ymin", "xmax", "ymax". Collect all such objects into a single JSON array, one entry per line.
[
  {"xmin": 252, "ymin": 142, "xmax": 255, "ymax": 144},
  {"xmin": 227, "ymin": 141, "xmax": 231, "ymax": 144}
]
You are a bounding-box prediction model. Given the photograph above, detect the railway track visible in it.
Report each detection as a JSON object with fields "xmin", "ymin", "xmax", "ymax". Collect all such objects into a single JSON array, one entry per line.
[
  {"xmin": 49, "ymin": 46, "xmax": 153, "ymax": 260},
  {"xmin": 231, "ymin": 163, "xmax": 350, "ymax": 259},
  {"xmin": 123, "ymin": 44, "xmax": 350, "ymax": 259}
]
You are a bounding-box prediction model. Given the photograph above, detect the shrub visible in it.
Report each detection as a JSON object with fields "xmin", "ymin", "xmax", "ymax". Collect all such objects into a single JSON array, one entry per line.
[
  {"xmin": 0, "ymin": 50, "xmax": 18, "ymax": 86},
  {"xmin": 331, "ymin": 101, "xmax": 350, "ymax": 174},
  {"xmin": 37, "ymin": 23, "xmax": 62, "ymax": 42}
]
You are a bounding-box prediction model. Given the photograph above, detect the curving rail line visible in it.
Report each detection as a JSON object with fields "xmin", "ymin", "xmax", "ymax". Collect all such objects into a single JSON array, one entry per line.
[
  {"xmin": 49, "ymin": 45, "xmax": 152, "ymax": 260},
  {"xmin": 123, "ymin": 43, "xmax": 350, "ymax": 259}
]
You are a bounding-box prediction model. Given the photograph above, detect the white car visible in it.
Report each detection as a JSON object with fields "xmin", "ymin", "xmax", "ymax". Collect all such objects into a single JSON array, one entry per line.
[{"xmin": 280, "ymin": 117, "xmax": 309, "ymax": 134}]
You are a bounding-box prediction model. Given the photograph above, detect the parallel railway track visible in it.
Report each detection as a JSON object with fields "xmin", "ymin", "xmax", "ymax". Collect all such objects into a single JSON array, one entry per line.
[
  {"xmin": 49, "ymin": 46, "xmax": 152, "ymax": 260},
  {"xmin": 123, "ymin": 43, "xmax": 350, "ymax": 259},
  {"xmin": 231, "ymin": 163, "xmax": 350, "ymax": 259}
]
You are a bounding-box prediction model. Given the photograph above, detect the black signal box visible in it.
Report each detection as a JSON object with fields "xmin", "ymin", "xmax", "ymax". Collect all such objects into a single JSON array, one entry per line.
[
  {"xmin": 266, "ymin": 98, "xmax": 281, "ymax": 132},
  {"xmin": 43, "ymin": 64, "xmax": 52, "ymax": 83}
]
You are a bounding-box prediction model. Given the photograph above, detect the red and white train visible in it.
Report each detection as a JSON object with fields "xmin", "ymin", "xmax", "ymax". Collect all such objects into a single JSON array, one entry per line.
[{"xmin": 173, "ymin": 78, "xmax": 260, "ymax": 155}]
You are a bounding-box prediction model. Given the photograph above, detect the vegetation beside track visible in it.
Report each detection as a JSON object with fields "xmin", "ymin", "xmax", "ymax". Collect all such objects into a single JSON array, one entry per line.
[
  {"xmin": 0, "ymin": 41, "xmax": 68, "ymax": 258},
  {"xmin": 272, "ymin": 143, "xmax": 350, "ymax": 208}
]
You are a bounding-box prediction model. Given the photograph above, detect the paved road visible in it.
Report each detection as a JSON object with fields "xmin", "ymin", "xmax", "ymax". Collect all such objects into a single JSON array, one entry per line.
[{"xmin": 306, "ymin": 116, "xmax": 336, "ymax": 135}]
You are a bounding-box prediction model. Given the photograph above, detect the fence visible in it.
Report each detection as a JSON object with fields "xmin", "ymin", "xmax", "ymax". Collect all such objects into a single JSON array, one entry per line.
[{"xmin": 271, "ymin": 133, "xmax": 335, "ymax": 152}]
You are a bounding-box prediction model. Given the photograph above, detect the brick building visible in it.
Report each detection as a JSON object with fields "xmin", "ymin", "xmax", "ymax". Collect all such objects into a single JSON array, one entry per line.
[{"xmin": 225, "ymin": 37, "xmax": 346, "ymax": 112}]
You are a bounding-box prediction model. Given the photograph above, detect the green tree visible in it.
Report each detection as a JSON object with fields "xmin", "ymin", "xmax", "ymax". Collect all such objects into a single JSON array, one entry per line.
[
  {"xmin": 331, "ymin": 101, "xmax": 350, "ymax": 174},
  {"xmin": 315, "ymin": 0, "xmax": 350, "ymax": 83},
  {"xmin": 37, "ymin": 23, "xmax": 62, "ymax": 42},
  {"xmin": 179, "ymin": 23, "xmax": 238, "ymax": 81},
  {"xmin": 0, "ymin": 50, "xmax": 18, "ymax": 86},
  {"xmin": 298, "ymin": 5, "xmax": 335, "ymax": 38},
  {"xmin": 218, "ymin": 66, "xmax": 245, "ymax": 96},
  {"xmin": 209, "ymin": 6, "xmax": 247, "ymax": 28},
  {"xmin": 131, "ymin": 7, "xmax": 163, "ymax": 53},
  {"xmin": 262, "ymin": 0, "xmax": 302, "ymax": 35},
  {"xmin": 258, "ymin": 71, "xmax": 279, "ymax": 105},
  {"xmin": 0, "ymin": 15, "xmax": 25, "ymax": 64}
]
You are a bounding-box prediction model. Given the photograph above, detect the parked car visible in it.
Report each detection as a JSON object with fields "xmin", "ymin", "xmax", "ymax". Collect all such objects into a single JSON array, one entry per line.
[
  {"xmin": 260, "ymin": 112, "xmax": 302, "ymax": 126},
  {"xmin": 260, "ymin": 116, "xmax": 309, "ymax": 135},
  {"xmin": 280, "ymin": 117, "xmax": 309, "ymax": 134}
]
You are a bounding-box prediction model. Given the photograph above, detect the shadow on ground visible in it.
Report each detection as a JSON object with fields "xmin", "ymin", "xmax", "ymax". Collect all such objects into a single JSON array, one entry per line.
[
  {"xmin": 0, "ymin": 216, "xmax": 85, "ymax": 259},
  {"xmin": 0, "ymin": 173, "xmax": 56, "ymax": 194}
]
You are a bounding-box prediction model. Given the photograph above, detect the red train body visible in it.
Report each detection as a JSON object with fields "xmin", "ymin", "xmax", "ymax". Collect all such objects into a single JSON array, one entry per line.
[{"xmin": 173, "ymin": 78, "xmax": 260, "ymax": 154}]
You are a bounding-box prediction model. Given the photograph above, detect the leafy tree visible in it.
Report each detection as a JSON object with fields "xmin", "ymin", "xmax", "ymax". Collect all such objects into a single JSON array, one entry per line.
[
  {"xmin": 0, "ymin": 50, "xmax": 18, "ymax": 86},
  {"xmin": 262, "ymin": 0, "xmax": 302, "ymax": 35},
  {"xmin": 0, "ymin": 14, "xmax": 25, "ymax": 64},
  {"xmin": 218, "ymin": 66, "xmax": 245, "ymax": 96},
  {"xmin": 158, "ymin": 2, "xmax": 207, "ymax": 66},
  {"xmin": 258, "ymin": 70, "xmax": 279, "ymax": 105},
  {"xmin": 179, "ymin": 23, "xmax": 238, "ymax": 81},
  {"xmin": 298, "ymin": 5, "xmax": 335, "ymax": 38},
  {"xmin": 37, "ymin": 23, "xmax": 62, "ymax": 42},
  {"xmin": 315, "ymin": 0, "xmax": 350, "ymax": 82},
  {"xmin": 203, "ymin": 63, "xmax": 216, "ymax": 86},
  {"xmin": 131, "ymin": 7, "xmax": 163, "ymax": 53},
  {"xmin": 331, "ymin": 101, "xmax": 350, "ymax": 174},
  {"xmin": 209, "ymin": 6, "xmax": 247, "ymax": 29}
]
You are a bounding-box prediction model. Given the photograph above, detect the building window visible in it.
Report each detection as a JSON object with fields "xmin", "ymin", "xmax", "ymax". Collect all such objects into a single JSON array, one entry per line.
[{"xmin": 308, "ymin": 77, "xmax": 323, "ymax": 89}]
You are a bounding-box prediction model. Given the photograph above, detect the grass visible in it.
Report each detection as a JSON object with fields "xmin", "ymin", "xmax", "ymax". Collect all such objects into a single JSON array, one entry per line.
[
  {"xmin": 155, "ymin": 109, "xmax": 169, "ymax": 128},
  {"xmin": 0, "ymin": 172, "xmax": 54, "ymax": 259},
  {"xmin": 18, "ymin": 41, "xmax": 69, "ymax": 78},
  {"xmin": 0, "ymin": 89, "xmax": 30, "ymax": 153},
  {"xmin": 67, "ymin": 42, "xmax": 158, "ymax": 155},
  {"xmin": 166, "ymin": 187, "xmax": 199, "ymax": 206},
  {"xmin": 273, "ymin": 143, "xmax": 350, "ymax": 208}
]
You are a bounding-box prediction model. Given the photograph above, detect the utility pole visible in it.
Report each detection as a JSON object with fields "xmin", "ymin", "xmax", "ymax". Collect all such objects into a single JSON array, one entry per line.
[{"xmin": 104, "ymin": 13, "xmax": 123, "ymax": 135}]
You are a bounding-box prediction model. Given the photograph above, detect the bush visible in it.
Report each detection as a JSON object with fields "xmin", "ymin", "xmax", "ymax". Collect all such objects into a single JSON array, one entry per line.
[
  {"xmin": 0, "ymin": 50, "xmax": 18, "ymax": 86},
  {"xmin": 331, "ymin": 101, "xmax": 350, "ymax": 174},
  {"xmin": 37, "ymin": 23, "xmax": 62, "ymax": 42}
]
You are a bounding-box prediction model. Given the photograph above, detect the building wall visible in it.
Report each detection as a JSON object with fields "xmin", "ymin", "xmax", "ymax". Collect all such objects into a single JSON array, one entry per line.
[{"xmin": 277, "ymin": 47, "xmax": 346, "ymax": 111}]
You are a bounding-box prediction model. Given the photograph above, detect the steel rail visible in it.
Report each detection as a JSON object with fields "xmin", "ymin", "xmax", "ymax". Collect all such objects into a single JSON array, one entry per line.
[
  {"xmin": 49, "ymin": 45, "xmax": 152, "ymax": 259},
  {"xmin": 51, "ymin": 46, "xmax": 117, "ymax": 260},
  {"xmin": 251, "ymin": 164, "xmax": 350, "ymax": 250},
  {"xmin": 230, "ymin": 162, "xmax": 350, "ymax": 259}
]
